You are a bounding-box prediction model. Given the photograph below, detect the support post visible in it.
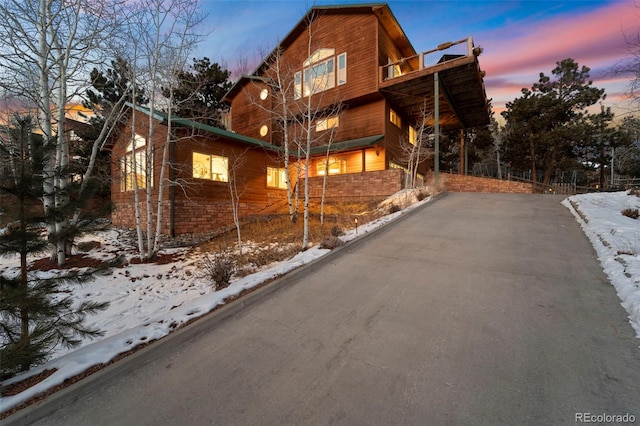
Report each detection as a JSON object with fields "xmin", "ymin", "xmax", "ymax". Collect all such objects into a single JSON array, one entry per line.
[
  {"xmin": 465, "ymin": 138, "xmax": 469, "ymax": 175},
  {"xmin": 434, "ymin": 72, "xmax": 439, "ymax": 186},
  {"xmin": 459, "ymin": 129, "xmax": 464, "ymax": 175}
]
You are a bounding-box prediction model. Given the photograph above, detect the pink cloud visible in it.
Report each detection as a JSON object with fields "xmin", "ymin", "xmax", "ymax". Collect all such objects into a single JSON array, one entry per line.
[{"xmin": 480, "ymin": 1, "xmax": 638, "ymax": 113}]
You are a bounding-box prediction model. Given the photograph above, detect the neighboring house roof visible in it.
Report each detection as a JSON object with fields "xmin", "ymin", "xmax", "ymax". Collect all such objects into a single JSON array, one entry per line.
[
  {"xmin": 309, "ymin": 134, "xmax": 384, "ymax": 156},
  {"xmin": 125, "ymin": 103, "xmax": 284, "ymax": 153},
  {"xmin": 223, "ymin": 3, "xmax": 411, "ymax": 102}
]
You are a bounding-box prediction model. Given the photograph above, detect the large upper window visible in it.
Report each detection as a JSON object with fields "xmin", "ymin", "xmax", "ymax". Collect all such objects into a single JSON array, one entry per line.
[
  {"xmin": 121, "ymin": 134, "xmax": 151, "ymax": 192},
  {"xmin": 295, "ymin": 49, "xmax": 346, "ymax": 99},
  {"xmin": 193, "ymin": 152, "xmax": 228, "ymax": 182}
]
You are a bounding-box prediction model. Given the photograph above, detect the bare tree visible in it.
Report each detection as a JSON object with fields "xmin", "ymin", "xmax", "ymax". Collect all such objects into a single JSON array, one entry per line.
[
  {"xmin": 318, "ymin": 109, "xmax": 343, "ymax": 225},
  {"xmin": 490, "ymin": 118, "xmax": 504, "ymax": 180},
  {"xmin": 398, "ymin": 103, "xmax": 434, "ymax": 190},
  {"xmin": 616, "ymin": 13, "xmax": 640, "ymax": 114},
  {"xmin": 0, "ymin": 0, "xmax": 132, "ymax": 266},
  {"xmin": 125, "ymin": 0, "xmax": 206, "ymax": 261},
  {"xmin": 246, "ymin": 47, "xmax": 299, "ymax": 223},
  {"xmin": 227, "ymin": 149, "xmax": 249, "ymax": 257}
]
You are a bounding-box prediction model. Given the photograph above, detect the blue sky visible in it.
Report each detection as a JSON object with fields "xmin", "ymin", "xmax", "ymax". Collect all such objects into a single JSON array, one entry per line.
[{"xmin": 198, "ymin": 0, "xmax": 638, "ymax": 120}]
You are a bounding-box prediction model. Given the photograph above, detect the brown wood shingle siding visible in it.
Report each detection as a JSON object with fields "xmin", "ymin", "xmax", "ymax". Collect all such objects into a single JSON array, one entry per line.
[{"xmin": 111, "ymin": 112, "xmax": 287, "ymax": 235}]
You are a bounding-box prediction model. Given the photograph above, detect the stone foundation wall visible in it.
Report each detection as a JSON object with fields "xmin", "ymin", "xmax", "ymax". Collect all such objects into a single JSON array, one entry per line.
[
  {"xmin": 439, "ymin": 173, "xmax": 533, "ymax": 193},
  {"xmin": 307, "ymin": 169, "xmax": 404, "ymax": 200}
]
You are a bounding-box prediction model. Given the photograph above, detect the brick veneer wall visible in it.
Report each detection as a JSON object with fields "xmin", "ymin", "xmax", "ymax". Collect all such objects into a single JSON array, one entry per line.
[
  {"xmin": 112, "ymin": 189, "xmax": 288, "ymax": 236},
  {"xmin": 440, "ymin": 173, "xmax": 533, "ymax": 193},
  {"xmin": 307, "ymin": 169, "xmax": 404, "ymax": 199},
  {"xmin": 112, "ymin": 170, "xmax": 401, "ymax": 236}
]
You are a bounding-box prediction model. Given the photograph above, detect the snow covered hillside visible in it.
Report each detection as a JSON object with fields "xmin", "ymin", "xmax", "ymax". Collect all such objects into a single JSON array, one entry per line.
[{"xmin": 1, "ymin": 190, "xmax": 639, "ymax": 414}]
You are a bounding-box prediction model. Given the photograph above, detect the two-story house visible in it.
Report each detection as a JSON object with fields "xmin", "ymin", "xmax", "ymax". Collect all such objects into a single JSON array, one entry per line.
[
  {"xmin": 223, "ymin": 3, "xmax": 489, "ymax": 191},
  {"xmin": 109, "ymin": 3, "xmax": 489, "ymax": 236}
]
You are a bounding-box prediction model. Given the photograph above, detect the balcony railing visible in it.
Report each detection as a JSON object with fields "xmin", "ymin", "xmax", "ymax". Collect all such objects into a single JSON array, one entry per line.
[{"xmin": 380, "ymin": 36, "xmax": 480, "ymax": 83}]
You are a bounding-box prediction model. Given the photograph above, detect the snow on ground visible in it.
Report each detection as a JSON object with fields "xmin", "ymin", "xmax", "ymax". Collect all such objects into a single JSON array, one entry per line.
[
  {"xmin": 1, "ymin": 189, "xmax": 639, "ymax": 413},
  {"xmin": 563, "ymin": 190, "xmax": 640, "ymax": 339},
  {"xmin": 0, "ymin": 189, "xmax": 432, "ymax": 412}
]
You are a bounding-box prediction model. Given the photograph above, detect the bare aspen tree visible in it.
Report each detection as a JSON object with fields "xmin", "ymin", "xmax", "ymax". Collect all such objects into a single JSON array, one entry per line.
[
  {"xmin": 239, "ymin": 10, "xmax": 343, "ymax": 250},
  {"xmin": 399, "ymin": 103, "xmax": 434, "ymax": 190},
  {"xmin": 0, "ymin": 0, "xmax": 132, "ymax": 265},
  {"xmin": 126, "ymin": 0, "xmax": 206, "ymax": 261},
  {"xmin": 246, "ymin": 47, "xmax": 299, "ymax": 223},
  {"xmin": 319, "ymin": 109, "xmax": 342, "ymax": 225},
  {"xmin": 227, "ymin": 149, "xmax": 249, "ymax": 257},
  {"xmin": 294, "ymin": 12, "xmax": 344, "ymax": 250}
]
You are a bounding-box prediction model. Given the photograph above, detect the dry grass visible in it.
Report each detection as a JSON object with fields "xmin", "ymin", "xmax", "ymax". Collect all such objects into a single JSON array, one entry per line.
[
  {"xmin": 621, "ymin": 207, "xmax": 640, "ymax": 220},
  {"xmin": 196, "ymin": 198, "xmax": 385, "ymax": 277}
]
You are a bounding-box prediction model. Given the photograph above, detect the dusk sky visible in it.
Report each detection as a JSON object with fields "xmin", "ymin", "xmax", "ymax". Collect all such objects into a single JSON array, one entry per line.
[{"xmin": 198, "ymin": 0, "xmax": 639, "ymax": 122}]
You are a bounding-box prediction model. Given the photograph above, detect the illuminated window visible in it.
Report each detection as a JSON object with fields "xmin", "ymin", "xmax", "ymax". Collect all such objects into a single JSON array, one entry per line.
[
  {"xmin": 260, "ymin": 88, "xmax": 268, "ymax": 100},
  {"xmin": 267, "ymin": 166, "xmax": 287, "ymax": 189},
  {"xmin": 390, "ymin": 109, "xmax": 401, "ymax": 128},
  {"xmin": 317, "ymin": 157, "xmax": 346, "ymax": 175},
  {"xmin": 316, "ymin": 116, "xmax": 339, "ymax": 132},
  {"xmin": 409, "ymin": 126, "xmax": 417, "ymax": 145},
  {"xmin": 300, "ymin": 49, "xmax": 346, "ymax": 98},
  {"xmin": 192, "ymin": 152, "xmax": 228, "ymax": 182},
  {"xmin": 121, "ymin": 134, "xmax": 151, "ymax": 191}
]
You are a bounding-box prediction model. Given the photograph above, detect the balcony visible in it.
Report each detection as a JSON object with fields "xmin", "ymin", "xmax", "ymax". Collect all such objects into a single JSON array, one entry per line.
[{"xmin": 379, "ymin": 37, "xmax": 490, "ymax": 130}]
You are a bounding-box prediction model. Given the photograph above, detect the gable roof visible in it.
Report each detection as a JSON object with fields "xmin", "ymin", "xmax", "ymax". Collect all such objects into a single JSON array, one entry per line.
[
  {"xmin": 223, "ymin": 3, "xmax": 412, "ymax": 102},
  {"xmin": 126, "ymin": 103, "xmax": 284, "ymax": 153}
]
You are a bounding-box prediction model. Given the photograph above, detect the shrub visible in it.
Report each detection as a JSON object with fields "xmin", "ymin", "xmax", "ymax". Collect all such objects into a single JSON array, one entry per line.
[
  {"xmin": 330, "ymin": 225, "xmax": 344, "ymax": 237},
  {"xmin": 201, "ymin": 253, "xmax": 235, "ymax": 290},
  {"xmin": 388, "ymin": 203, "xmax": 401, "ymax": 214},
  {"xmin": 628, "ymin": 188, "xmax": 640, "ymax": 197},
  {"xmin": 320, "ymin": 236, "xmax": 344, "ymax": 250},
  {"xmin": 416, "ymin": 189, "xmax": 430, "ymax": 201},
  {"xmin": 621, "ymin": 208, "xmax": 639, "ymax": 220}
]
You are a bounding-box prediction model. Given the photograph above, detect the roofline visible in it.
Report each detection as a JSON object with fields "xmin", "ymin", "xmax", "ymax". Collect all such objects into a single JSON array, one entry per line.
[
  {"xmin": 223, "ymin": 3, "xmax": 415, "ymax": 102},
  {"xmin": 308, "ymin": 134, "xmax": 384, "ymax": 155},
  {"xmin": 124, "ymin": 102, "xmax": 284, "ymax": 153}
]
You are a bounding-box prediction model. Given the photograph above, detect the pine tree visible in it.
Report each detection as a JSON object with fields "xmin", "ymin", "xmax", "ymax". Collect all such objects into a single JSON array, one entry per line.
[
  {"xmin": 165, "ymin": 57, "xmax": 233, "ymax": 128},
  {"xmin": 0, "ymin": 114, "xmax": 109, "ymax": 379}
]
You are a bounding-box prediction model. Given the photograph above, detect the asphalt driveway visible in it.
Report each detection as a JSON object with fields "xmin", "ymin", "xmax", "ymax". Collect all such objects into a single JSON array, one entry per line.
[{"xmin": 7, "ymin": 193, "xmax": 640, "ymax": 425}]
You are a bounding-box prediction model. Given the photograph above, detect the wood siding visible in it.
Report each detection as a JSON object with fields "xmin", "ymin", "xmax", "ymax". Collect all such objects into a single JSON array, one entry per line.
[{"xmin": 111, "ymin": 112, "xmax": 287, "ymax": 235}]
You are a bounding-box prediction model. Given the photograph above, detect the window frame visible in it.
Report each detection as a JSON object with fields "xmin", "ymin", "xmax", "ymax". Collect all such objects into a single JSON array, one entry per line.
[
  {"xmin": 316, "ymin": 116, "xmax": 340, "ymax": 132},
  {"xmin": 390, "ymin": 109, "xmax": 401, "ymax": 128},
  {"xmin": 266, "ymin": 166, "xmax": 288, "ymax": 189},
  {"xmin": 121, "ymin": 133, "xmax": 151, "ymax": 192},
  {"xmin": 192, "ymin": 152, "xmax": 229, "ymax": 182},
  {"xmin": 299, "ymin": 49, "xmax": 346, "ymax": 98},
  {"xmin": 317, "ymin": 156, "xmax": 347, "ymax": 176}
]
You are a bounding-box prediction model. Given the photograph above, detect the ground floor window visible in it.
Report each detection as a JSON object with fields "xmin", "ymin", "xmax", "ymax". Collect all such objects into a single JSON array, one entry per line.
[
  {"xmin": 317, "ymin": 156, "xmax": 347, "ymax": 175},
  {"xmin": 193, "ymin": 152, "xmax": 228, "ymax": 182},
  {"xmin": 121, "ymin": 134, "xmax": 151, "ymax": 191},
  {"xmin": 267, "ymin": 166, "xmax": 287, "ymax": 189}
]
